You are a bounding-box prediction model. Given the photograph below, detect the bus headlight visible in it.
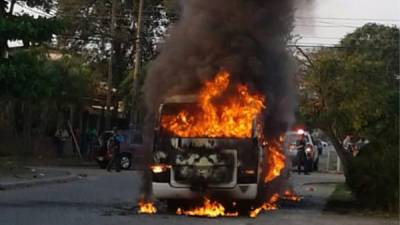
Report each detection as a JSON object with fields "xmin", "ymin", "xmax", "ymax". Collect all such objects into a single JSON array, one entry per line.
[{"xmin": 150, "ymin": 164, "xmax": 171, "ymax": 173}]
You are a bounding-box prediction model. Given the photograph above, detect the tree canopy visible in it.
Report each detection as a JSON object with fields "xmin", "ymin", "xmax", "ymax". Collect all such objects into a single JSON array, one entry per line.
[
  {"xmin": 298, "ymin": 23, "xmax": 399, "ymax": 211},
  {"xmin": 0, "ymin": 15, "xmax": 63, "ymax": 42},
  {"xmin": 300, "ymin": 23, "xmax": 399, "ymax": 145},
  {"xmin": 0, "ymin": 48, "xmax": 94, "ymax": 104},
  {"xmin": 0, "ymin": 0, "xmax": 64, "ymax": 60}
]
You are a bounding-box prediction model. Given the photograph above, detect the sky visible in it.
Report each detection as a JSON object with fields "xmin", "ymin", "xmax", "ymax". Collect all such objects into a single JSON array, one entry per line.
[
  {"xmin": 293, "ymin": 0, "xmax": 400, "ymax": 46},
  {"xmin": 8, "ymin": 0, "xmax": 400, "ymax": 47}
]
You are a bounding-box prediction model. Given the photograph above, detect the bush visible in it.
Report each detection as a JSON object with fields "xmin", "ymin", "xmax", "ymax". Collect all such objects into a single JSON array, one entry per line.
[{"xmin": 346, "ymin": 141, "xmax": 399, "ymax": 212}]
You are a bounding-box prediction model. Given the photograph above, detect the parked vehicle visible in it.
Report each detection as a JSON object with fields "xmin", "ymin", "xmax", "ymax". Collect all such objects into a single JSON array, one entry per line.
[
  {"xmin": 320, "ymin": 140, "xmax": 329, "ymax": 148},
  {"xmin": 283, "ymin": 129, "xmax": 320, "ymax": 171},
  {"xmin": 95, "ymin": 129, "xmax": 144, "ymax": 170},
  {"xmin": 314, "ymin": 140, "xmax": 323, "ymax": 155},
  {"xmin": 151, "ymin": 95, "xmax": 266, "ymax": 202}
]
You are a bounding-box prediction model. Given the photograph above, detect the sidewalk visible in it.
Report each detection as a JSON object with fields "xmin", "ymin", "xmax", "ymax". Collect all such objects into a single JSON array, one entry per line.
[{"xmin": 0, "ymin": 166, "xmax": 83, "ymax": 190}]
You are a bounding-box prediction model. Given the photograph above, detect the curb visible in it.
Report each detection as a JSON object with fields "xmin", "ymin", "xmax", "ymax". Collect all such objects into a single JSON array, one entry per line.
[{"xmin": 0, "ymin": 174, "xmax": 83, "ymax": 190}]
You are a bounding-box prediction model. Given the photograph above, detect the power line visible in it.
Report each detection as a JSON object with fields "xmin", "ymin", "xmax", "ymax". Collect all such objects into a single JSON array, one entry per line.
[
  {"xmin": 296, "ymin": 37, "xmax": 398, "ymax": 42},
  {"xmin": 296, "ymin": 36, "xmax": 342, "ymax": 40},
  {"xmin": 295, "ymin": 24, "xmax": 360, "ymax": 29},
  {"xmin": 296, "ymin": 19, "xmax": 399, "ymax": 30},
  {"xmin": 12, "ymin": 2, "xmax": 400, "ymax": 24},
  {"xmin": 57, "ymin": 14, "xmax": 392, "ymax": 30},
  {"xmin": 289, "ymin": 43, "xmax": 399, "ymax": 50},
  {"xmin": 295, "ymin": 16, "xmax": 400, "ymax": 22},
  {"xmin": 54, "ymin": 14, "xmax": 372, "ymax": 30},
  {"xmin": 311, "ymin": 21, "xmax": 364, "ymax": 28},
  {"xmin": 54, "ymin": 2, "xmax": 400, "ymax": 23},
  {"xmin": 288, "ymin": 44, "xmax": 339, "ymax": 48}
]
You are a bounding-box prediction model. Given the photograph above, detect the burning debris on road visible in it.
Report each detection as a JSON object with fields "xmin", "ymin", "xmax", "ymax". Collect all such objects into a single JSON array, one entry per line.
[
  {"xmin": 176, "ymin": 197, "xmax": 239, "ymax": 218},
  {"xmin": 249, "ymin": 193, "xmax": 280, "ymax": 218},
  {"xmin": 137, "ymin": 200, "xmax": 157, "ymax": 214},
  {"xmin": 282, "ymin": 190, "xmax": 303, "ymax": 202},
  {"xmin": 136, "ymin": 189, "xmax": 302, "ymax": 218}
]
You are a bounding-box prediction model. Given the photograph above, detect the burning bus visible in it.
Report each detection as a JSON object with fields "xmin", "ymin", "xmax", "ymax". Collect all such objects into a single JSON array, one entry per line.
[
  {"xmin": 140, "ymin": 0, "xmax": 297, "ymax": 216},
  {"xmin": 149, "ymin": 70, "xmax": 285, "ymax": 203}
]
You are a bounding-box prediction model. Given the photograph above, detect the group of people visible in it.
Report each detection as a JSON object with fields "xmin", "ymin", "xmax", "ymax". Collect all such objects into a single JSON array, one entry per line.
[
  {"xmin": 294, "ymin": 132, "xmax": 369, "ymax": 175},
  {"xmin": 343, "ymin": 135, "xmax": 369, "ymax": 157},
  {"xmin": 54, "ymin": 126, "xmax": 122, "ymax": 172},
  {"xmin": 53, "ymin": 126, "xmax": 99, "ymax": 160}
]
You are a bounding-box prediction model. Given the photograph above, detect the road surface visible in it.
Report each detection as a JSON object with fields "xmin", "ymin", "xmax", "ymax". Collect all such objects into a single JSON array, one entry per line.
[{"xmin": 0, "ymin": 168, "xmax": 397, "ymax": 225}]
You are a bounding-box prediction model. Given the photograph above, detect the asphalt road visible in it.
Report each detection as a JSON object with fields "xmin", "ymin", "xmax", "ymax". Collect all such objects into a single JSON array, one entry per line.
[{"xmin": 0, "ymin": 168, "xmax": 397, "ymax": 225}]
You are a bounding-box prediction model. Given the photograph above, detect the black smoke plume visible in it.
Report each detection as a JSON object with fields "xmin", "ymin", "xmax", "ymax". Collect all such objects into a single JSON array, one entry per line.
[
  {"xmin": 145, "ymin": 0, "xmax": 296, "ymax": 137},
  {"xmin": 141, "ymin": 0, "xmax": 297, "ymax": 200}
]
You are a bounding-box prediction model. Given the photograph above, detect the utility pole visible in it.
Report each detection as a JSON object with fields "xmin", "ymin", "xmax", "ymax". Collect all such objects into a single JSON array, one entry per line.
[
  {"xmin": 130, "ymin": 0, "xmax": 144, "ymax": 128},
  {"xmin": 105, "ymin": 0, "xmax": 117, "ymax": 130}
]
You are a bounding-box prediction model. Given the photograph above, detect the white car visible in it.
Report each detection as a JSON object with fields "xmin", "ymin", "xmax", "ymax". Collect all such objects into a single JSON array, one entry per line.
[
  {"xmin": 283, "ymin": 129, "xmax": 320, "ymax": 171},
  {"xmin": 321, "ymin": 140, "xmax": 329, "ymax": 148}
]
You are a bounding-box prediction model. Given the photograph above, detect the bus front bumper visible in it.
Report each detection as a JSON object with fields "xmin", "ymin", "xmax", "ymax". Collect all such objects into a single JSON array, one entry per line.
[{"xmin": 152, "ymin": 182, "xmax": 258, "ymax": 200}]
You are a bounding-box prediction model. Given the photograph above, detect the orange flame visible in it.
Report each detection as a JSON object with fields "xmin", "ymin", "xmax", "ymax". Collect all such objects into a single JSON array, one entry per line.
[
  {"xmin": 161, "ymin": 69, "xmax": 265, "ymax": 138},
  {"xmin": 137, "ymin": 200, "xmax": 157, "ymax": 214},
  {"xmin": 249, "ymin": 193, "xmax": 280, "ymax": 218},
  {"xmin": 264, "ymin": 139, "xmax": 286, "ymax": 182},
  {"xmin": 282, "ymin": 190, "xmax": 302, "ymax": 202},
  {"xmin": 158, "ymin": 70, "xmax": 290, "ymax": 218},
  {"xmin": 176, "ymin": 197, "xmax": 238, "ymax": 218}
]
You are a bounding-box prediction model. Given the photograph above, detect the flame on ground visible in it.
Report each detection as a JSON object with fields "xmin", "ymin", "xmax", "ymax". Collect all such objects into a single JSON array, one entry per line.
[
  {"xmin": 175, "ymin": 191, "xmax": 301, "ymax": 218},
  {"xmin": 176, "ymin": 197, "xmax": 239, "ymax": 218},
  {"xmin": 249, "ymin": 193, "xmax": 280, "ymax": 218},
  {"xmin": 248, "ymin": 191, "xmax": 302, "ymax": 218},
  {"xmin": 282, "ymin": 190, "xmax": 302, "ymax": 202},
  {"xmin": 137, "ymin": 200, "xmax": 157, "ymax": 214},
  {"xmin": 161, "ymin": 69, "xmax": 265, "ymax": 138}
]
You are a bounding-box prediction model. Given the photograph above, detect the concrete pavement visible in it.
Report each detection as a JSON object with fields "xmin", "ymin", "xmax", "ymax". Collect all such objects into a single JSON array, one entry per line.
[
  {"xmin": 0, "ymin": 167, "xmax": 83, "ymax": 190},
  {"xmin": 0, "ymin": 168, "xmax": 397, "ymax": 225}
]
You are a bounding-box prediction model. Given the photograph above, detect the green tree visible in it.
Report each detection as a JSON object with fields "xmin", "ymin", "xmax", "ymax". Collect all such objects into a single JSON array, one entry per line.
[
  {"xmin": 0, "ymin": 0, "xmax": 63, "ymax": 56},
  {"xmin": 56, "ymin": 0, "xmax": 173, "ymax": 125},
  {"xmin": 0, "ymin": 48, "xmax": 94, "ymax": 154},
  {"xmin": 0, "ymin": 0, "xmax": 64, "ymax": 154},
  {"xmin": 57, "ymin": 0, "xmax": 170, "ymax": 75},
  {"xmin": 299, "ymin": 23, "xmax": 399, "ymax": 210}
]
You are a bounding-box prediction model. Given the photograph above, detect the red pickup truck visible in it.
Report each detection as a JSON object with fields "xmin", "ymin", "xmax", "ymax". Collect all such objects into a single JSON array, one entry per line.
[{"xmin": 95, "ymin": 129, "xmax": 144, "ymax": 170}]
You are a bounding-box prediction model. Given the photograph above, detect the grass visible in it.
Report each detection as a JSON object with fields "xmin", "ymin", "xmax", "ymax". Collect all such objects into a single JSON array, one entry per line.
[
  {"xmin": 325, "ymin": 183, "xmax": 356, "ymax": 212},
  {"xmin": 324, "ymin": 183, "xmax": 398, "ymax": 218}
]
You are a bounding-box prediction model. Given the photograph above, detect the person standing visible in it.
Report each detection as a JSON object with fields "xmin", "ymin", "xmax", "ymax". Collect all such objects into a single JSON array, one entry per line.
[
  {"xmin": 54, "ymin": 127, "xmax": 69, "ymax": 158},
  {"xmin": 86, "ymin": 128, "xmax": 98, "ymax": 161},
  {"xmin": 342, "ymin": 134, "xmax": 353, "ymax": 153},
  {"xmin": 106, "ymin": 127, "xmax": 121, "ymax": 172},
  {"xmin": 297, "ymin": 134, "xmax": 309, "ymax": 175}
]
